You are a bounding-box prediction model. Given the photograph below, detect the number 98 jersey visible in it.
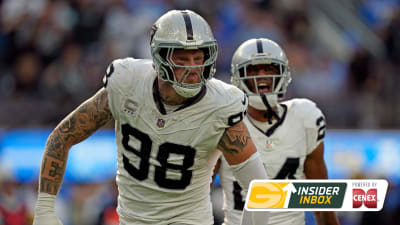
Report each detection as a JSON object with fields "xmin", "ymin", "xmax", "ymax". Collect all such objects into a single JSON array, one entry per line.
[
  {"xmin": 219, "ymin": 98, "xmax": 326, "ymax": 225},
  {"xmin": 103, "ymin": 58, "xmax": 247, "ymax": 224}
]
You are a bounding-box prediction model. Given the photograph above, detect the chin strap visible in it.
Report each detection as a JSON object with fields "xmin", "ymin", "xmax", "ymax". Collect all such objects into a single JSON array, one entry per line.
[{"xmin": 261, "ymin": 95, "xmax": 280, "ymax": 124}]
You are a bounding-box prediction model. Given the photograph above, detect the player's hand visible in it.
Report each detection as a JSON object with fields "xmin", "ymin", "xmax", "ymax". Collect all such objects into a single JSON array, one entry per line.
[{"xmin": 33, "ymin": 193, "xmax": 63, "ymax": 225}]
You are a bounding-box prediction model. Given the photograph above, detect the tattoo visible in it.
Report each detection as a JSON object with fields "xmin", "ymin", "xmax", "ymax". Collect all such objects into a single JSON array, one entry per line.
[
  {"xmin": 218, "ymin": 122, "xmax": 251, "ymax": 155},
  {"xmin": 40, "ymin": 155, "xmax": 64, "ymax": 194},
  {"xmin": 46, "ymin": 131, "xmax": 66, "ymax": 159},
  {"xmin": 39, "ymin": 88, "xmax": 113, "ymax": 194}
]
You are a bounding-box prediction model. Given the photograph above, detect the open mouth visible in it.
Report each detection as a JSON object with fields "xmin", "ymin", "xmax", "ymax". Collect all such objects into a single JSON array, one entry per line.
[{"xmin": 257, "ymin": 82, "xmax": 271, "ymax": 93}]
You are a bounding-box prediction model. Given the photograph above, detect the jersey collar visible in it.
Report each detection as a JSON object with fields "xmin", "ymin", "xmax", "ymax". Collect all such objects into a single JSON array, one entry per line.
[
  {"xmin": 152, "ymin": 78, "xmax": 207, "ymax": 115},
  {"xmin": 247, "ymin": 104, "xmax": 288, "ymax": 137}
]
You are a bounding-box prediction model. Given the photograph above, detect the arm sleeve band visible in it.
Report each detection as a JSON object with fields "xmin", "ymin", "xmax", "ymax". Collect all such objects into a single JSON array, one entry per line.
[
  {"xmin": 229, "ymin": 152, "xmax": 270, "ymax": 225},
  {"xmin": 241, "ymin": 210, "xmax": 270, "ymax": 225},
  {"xmin": 229, "ymin": 152, "xmax": 268, "ymax": 190},
  {"xmin": 33, "ymin": 193, "xmax": 63, "ymax": 225}
]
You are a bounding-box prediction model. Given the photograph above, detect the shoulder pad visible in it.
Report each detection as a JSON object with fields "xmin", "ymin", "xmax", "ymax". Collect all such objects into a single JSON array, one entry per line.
[
  {"xmin": 284, "ymin": 98, "xmax": 325, "ymax": 129},
  {"xmin": 208, "ymin": 79, "xmax": 248, "ymax": 126},
  {"xmin": 103, "ymin": 58, "xmax": 152, "ymax": 96}
]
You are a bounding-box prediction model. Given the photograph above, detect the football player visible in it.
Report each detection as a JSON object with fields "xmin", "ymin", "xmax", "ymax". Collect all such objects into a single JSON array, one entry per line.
[
  {"xmin": 32, "ymin": 10, "xmax": 269, "ymax": 225},
  {"xmin": 216, "ymin": 38, "xmax": 340, "ymax": 225}
]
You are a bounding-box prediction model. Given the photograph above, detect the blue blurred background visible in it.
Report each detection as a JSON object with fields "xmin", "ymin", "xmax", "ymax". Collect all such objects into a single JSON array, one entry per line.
[
  {"xmin": 0, "ymin": 0, "xmax": 399, "ymax": 224},
  {"xmin": 1, "ymin": 130, "xmax": 400, "ymax": 186}
]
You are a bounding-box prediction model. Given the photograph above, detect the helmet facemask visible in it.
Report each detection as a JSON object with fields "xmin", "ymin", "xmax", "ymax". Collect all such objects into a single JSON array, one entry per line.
[
  {"xmin": 152, "ymin": 43, "xmax": 217, "ymax": 98},
  {"xmin": 234, "ymin": 57, "xmax": 291, "ymax": 110},
  {"xmin": 231, "ymin": 38, "xmax": 292, "ymax": 124}
]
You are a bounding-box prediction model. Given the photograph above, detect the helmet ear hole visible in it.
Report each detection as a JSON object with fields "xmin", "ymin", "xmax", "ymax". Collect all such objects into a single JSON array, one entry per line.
[
  {"xmin": 159, "ymin": 48, "xmax": 168, "ymax": 60},
  {"xmin": 158, "ymin": 48, "xmax": 174, "ymax": 81},
  {"xmin": 203, "ymin": 66, "xmax": 210, "ymax": 80},
  {"xmin": 239, "ymin": 67, "xmax": 245, "ymax": 78},
  {"xmin": 199, "ymin": 47, "xmax": 211, "ymax": 80}
]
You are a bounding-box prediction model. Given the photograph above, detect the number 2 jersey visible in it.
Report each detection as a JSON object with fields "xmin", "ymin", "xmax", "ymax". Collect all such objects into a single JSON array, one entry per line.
[
  {"xmin": 103, "ymin": 57, "xmax": 247, "ymax": 225},
  {"xmin": 219, "ymin": 99, "xmax": 326, "ymax": 225}
]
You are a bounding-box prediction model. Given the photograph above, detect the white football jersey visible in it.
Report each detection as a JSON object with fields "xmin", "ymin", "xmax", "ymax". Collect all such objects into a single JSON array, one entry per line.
[
  {"xmin": 219, "ymin": 98, "xmax": 326, "ymax": 225},
  {"xmin": 103, "ymin": 58, "xmax": 247, "ymax": 225}
]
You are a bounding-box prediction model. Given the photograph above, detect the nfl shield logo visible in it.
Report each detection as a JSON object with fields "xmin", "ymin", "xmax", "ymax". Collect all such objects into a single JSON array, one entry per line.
[{"xmin": 157, "ymin": 118, "xmax": 165, "ymax": 128}]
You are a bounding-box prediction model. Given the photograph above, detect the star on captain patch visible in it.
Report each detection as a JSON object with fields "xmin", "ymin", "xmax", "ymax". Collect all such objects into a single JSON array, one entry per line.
[{"xmin": 157, "ymin": 118, "xmax": 165, "ymax": 128}]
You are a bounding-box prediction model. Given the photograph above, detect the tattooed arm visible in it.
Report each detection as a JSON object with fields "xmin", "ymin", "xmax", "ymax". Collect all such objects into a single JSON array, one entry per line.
[
  {"xmin": 217, "ymin": 121, "xmax": 257, "ymax": 165},
  {"xmin": 218, "ymin": 121, "xmax": 270, "ymax": 225},
  {"xmin": 217, "ymin": 120, "xmax": 267, "ymax": 184},
  {"xmin": 33, "ymin": 88, "xmax": 113, "ymax": 225},
  {"xmin": 40, "ymin": 88, "xmax": 112, "ymax": 194}
]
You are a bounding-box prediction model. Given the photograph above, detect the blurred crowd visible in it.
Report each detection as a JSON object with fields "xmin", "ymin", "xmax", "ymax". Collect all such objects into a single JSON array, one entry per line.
[
  {"xmin": 1, "ymin": 0, "xmax": 400, "ymax": 224},
  {"xmin": 0, "ymin": 0, "xmax": 399, "ymax": 129},
  {"xmin": 0, "ymin": 171, "xmax": 120, "ymax": 225}
]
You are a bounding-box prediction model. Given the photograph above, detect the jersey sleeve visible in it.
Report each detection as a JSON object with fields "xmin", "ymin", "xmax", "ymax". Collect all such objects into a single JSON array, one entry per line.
[
  {"xmin": 218, "ymin": 85, "xmax": 248, "ymax": 127},
  {"xmin": 294, "ymin": 99, "xmax": 326, "ymax": 155},
  {"xmin": 102, "ymin": 57, "xmax": 137, "ymax": 120}
]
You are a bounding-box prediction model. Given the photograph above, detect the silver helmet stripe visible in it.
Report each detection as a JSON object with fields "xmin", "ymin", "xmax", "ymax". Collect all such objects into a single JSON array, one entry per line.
[{"xmin": 181, "ymin": 11, "xmax": 194, "ymax": 41}]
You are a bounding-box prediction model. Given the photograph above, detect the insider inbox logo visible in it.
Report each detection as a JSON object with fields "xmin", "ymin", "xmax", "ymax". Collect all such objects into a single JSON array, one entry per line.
[{"xmin": 352, "ymin": 182, "xmax": 378, "ymax": 208}]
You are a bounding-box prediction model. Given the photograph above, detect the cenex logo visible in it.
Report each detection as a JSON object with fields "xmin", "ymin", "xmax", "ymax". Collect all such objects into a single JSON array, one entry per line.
[{"xmin": 353, "ymin": 189, "xmax": 377, "ymax": 208}]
